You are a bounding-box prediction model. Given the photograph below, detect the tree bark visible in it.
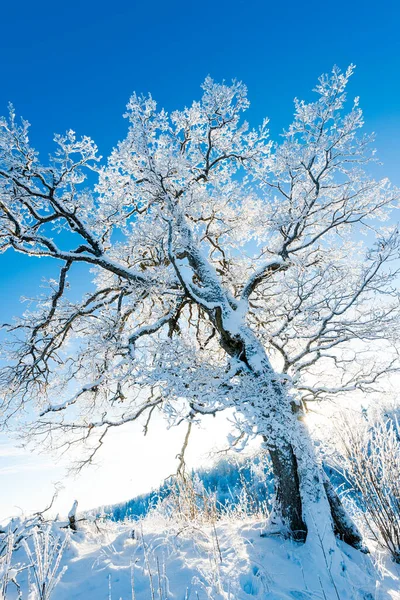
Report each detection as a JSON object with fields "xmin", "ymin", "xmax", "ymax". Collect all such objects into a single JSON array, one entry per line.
[
  {"xmin": 263, "ymin": 436, "xmax": 307, "ymax": 542},
  {"xmin": 262, "ymin": 430, "xmax": 365, "ymax": 551},
  {"xmin": 323, "ymin": 473, "xmax": 366, "ymax": 551}
]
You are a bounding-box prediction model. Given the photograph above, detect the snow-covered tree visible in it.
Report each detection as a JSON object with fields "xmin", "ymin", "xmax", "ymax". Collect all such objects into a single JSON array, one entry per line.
[{"xmin": 1, "ymin": 66, "xmax": 399, "ymax": 550}]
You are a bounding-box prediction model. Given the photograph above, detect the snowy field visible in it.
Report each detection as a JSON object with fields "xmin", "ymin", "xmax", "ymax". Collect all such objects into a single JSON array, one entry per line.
[{"xmin": 2, "ymin": 512, "xmax": 400, "ymax": 600}]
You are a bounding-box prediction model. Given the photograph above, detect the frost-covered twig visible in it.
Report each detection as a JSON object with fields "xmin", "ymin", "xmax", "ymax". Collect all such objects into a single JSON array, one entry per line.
[{"xmin": 22, "ymin": 525, "xmax": 69, "ymax": 600}]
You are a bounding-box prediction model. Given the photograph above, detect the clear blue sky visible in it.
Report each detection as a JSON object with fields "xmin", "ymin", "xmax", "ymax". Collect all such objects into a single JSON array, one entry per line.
[
  {"xmin": 1, "ymin": 0, "xmax": 400, "ymax": 319},
  {"xmin": 1, "ymin": 0, "xmax": 400, "ymax": 517}
]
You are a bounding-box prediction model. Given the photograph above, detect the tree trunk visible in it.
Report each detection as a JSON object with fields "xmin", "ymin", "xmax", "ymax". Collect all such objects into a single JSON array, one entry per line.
[
  {"xmin": 322, "ymin": 473, "xmax": 366, "ymax": 551},
  {"xmin": 263, "ymin": 435, "xmax": 307, "ymax": 542},
  {"xmin": 206, "ymin": 306, "xmax": 365, "ymax": 552},
  {"xmin": 263, "ymin": 429, "xmax": 365, "ymax": 551}
]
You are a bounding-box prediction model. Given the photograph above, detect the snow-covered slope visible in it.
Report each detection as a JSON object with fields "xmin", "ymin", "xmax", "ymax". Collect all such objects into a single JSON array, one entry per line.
[
  {"xmin": 5, "ymin": 514, "xmax": 400, "ymax": 600},
  {"xmin": 3, "ymin": 452, "xmax": 399, "ymax": 599}
]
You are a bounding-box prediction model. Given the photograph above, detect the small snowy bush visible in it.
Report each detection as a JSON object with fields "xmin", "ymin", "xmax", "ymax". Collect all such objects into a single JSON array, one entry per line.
[
  {"xmin": 0, "ymin": 532, "xmax": 21, "ymax": 600},
  {"xmin": 22, "ymin": 525, "xmax": 69, "ymax": 600},
  {"xmin": 336, "ymin": 413, "xmax": 400, "ymax": 562}
]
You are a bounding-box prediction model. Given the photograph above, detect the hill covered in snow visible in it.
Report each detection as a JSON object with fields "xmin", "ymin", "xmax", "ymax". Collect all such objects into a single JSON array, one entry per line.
[
  {"xmin": 89, "ymin": 454, "xmax": 274, "ymax": 523},
  {"xmin": 2, "ymin": 453, "xmax": 399, "ymax": 599},
  {"xmin": 2, "ymin": 509, "xmax": 400, "ymax": 600}
]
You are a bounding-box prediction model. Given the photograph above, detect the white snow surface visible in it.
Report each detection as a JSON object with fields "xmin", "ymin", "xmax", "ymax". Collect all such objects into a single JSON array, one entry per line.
[{"xmin": 5, "ymin": 515, "xmax": 400, "ymax": 600}]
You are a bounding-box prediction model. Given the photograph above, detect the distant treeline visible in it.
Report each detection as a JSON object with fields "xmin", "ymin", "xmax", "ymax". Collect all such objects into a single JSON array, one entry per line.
[{"xmin": 88, "ymin": 453, "xmax": 351, "ymax": 523}]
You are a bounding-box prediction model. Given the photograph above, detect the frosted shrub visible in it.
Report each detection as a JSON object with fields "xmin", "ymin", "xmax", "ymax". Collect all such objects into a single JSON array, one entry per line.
[
  {"xmin": 22, "ymin": 525, "xmax": 69, "ymax": 600},
  {"xmin": 0, "ymin": 532, "xmax": 22, "ymax": 600},
  {"xmin": 336, "ymin": 414, "xmax": 400, "ymax": 562},
  {"xmin": 158, "ymin": 474, "xmax": 219, "ymax": 524},
  {"xmin": 151, "ymin": 459, "xmax": 270, "ymax": 526},
  {"xmin": 1, "ymin": 515, "xmax": 43, "ymax": 557}
]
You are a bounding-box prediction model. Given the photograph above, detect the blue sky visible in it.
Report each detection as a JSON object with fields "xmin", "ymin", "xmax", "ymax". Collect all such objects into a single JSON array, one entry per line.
[
  {"xmin": 1, "ymin": 0, "xmax": 400, "ymax": 320},
  {"xmin": 1, "ymin": 0, "xmax": 399, "ymax": 517}
]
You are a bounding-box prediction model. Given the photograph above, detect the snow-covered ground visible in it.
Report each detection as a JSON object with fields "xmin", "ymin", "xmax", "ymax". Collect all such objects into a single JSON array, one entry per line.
[{"xmin": 4, "ymin": 513, "xmax": 400, "ymax": 600}]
